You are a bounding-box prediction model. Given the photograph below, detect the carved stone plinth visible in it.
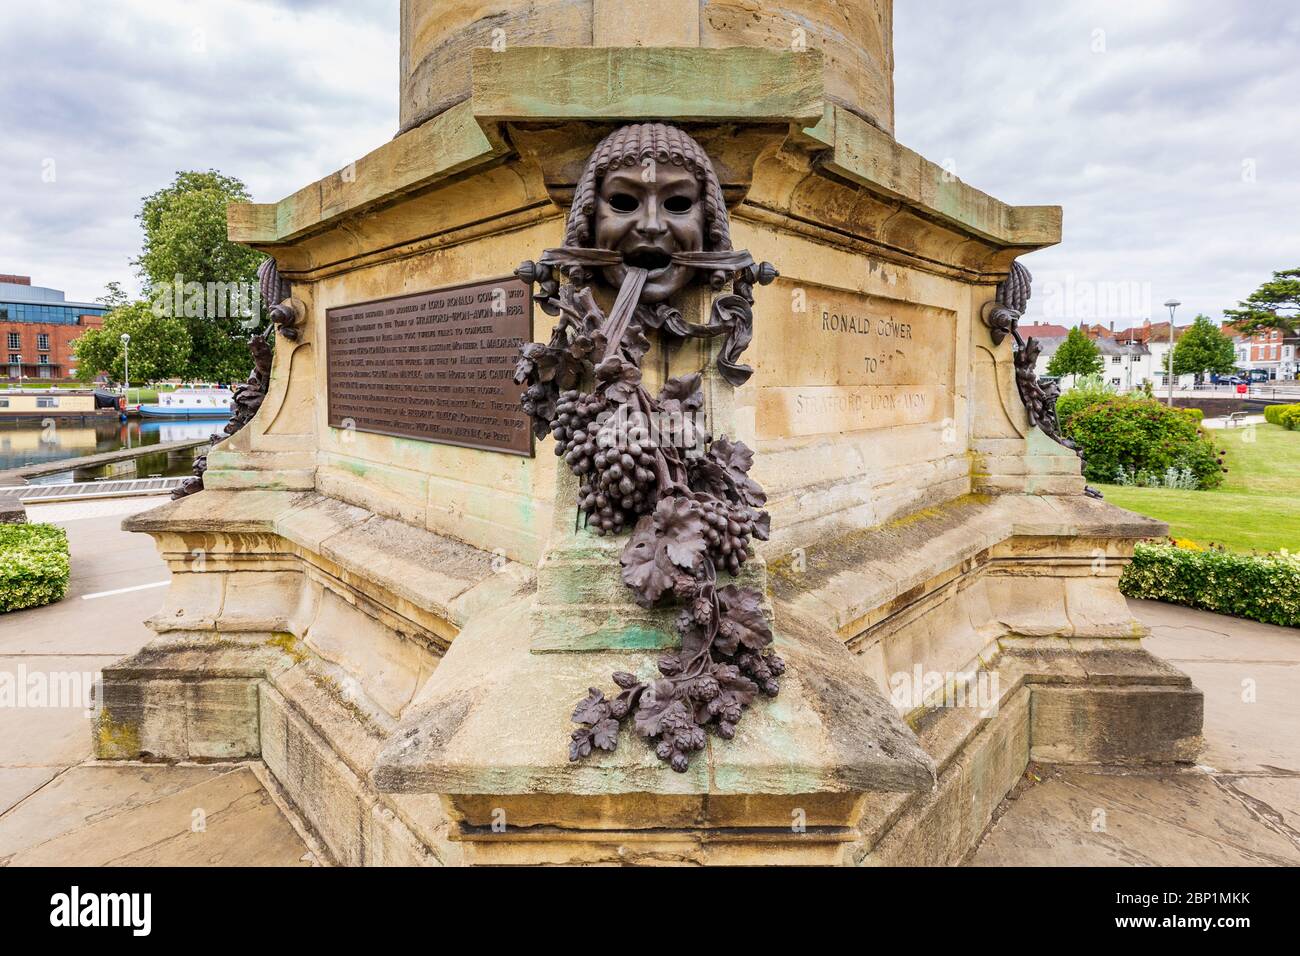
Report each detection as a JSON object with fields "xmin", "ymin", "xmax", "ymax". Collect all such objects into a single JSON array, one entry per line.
[{"xmin": 93, "ymin": 28, "xmax": 1203, "ymax": 865}]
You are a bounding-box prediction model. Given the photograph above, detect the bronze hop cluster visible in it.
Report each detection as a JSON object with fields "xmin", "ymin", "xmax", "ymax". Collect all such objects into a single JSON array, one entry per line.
[{"xmin": 513, "ymin": 273, "xmax": 782, "ymax": 773}]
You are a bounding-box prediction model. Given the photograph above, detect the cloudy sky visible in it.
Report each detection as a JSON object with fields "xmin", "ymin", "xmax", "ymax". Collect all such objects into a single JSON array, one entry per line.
[{"xmin": 2, "ymin": 1, "xmax": 1296, "ymax": 329}]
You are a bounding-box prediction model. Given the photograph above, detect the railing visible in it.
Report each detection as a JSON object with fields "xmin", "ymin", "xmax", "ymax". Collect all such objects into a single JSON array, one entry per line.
[{"xmin": 0, "ymin": 477, "xmax": 187, "ymax": 503}]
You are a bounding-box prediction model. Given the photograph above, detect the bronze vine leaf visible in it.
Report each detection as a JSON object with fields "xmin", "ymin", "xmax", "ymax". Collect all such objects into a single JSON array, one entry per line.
[
  {"xmin": 568, "ymin": 333, "xmax": 598, "ymax": 363},
  {"xmin": 623, "ymin": 323, "xmax": 652, "ymax": 366},
  {"xmin": 714, "ymin": 585, "xmax": 773, "ymax": 656},
  {"xmin": 572, "ymin": 687, "xmax": 611, "ymax": 725},
  {"xmin": 591, "ymin": 717, "xmax": 621, "ymax": 751},
  {"xmin": 512, "ymin": 342, "xmax": 543, "ymax": 386},
  {"xmin": 633, "ymin": 680, "xmax": 684, "ymax": 738},
  {"xmin": 711, "ymin": 661, "xmax": 759, "ymax": 707},
  {"xmin": 710, "ymin": 435, "xmax": 753, "ymax": 472},
  {"xmin": 653, "ymin": 495, "xmax": 708, "ymax": 571},
  {"xmin": 686, "ymin": 456, "xmax": 730, "ymax": 501},
  {"xmin": 594, "ymin": 355, "xmax": 642, "ymax": 403},
  {"xmin": 658, "ymin": 373, "xmax": 704, "ymax": 412},
  {"xmin": 569, "ymin": 727, "xmax": 594, "ymax": 761},
  {"xmin": 620, "ymin": 515, "xmax": 677, "ymax": 607},
  {"xmin": 708, "ymin": 436, "xmax": 767, "ymax": 507},
  {"xmin": 519, "ymin": 342, "xmax": 563, "ymax": 384}
]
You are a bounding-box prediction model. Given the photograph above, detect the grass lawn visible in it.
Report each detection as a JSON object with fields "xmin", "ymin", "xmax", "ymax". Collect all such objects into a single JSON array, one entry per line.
[{"xmin": 1097, "ymin": 423, "xmax": 1300, "ymax": 553}]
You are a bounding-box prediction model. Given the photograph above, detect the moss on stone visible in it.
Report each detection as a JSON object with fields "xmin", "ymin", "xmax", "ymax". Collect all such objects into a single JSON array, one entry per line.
[
  {"xmin": 95, "ymin": 709, "xmax": 142, "ymax": 759},
  {"xmin": 267, "ymin": 631, "xmax": 308, "ymax": 664}
]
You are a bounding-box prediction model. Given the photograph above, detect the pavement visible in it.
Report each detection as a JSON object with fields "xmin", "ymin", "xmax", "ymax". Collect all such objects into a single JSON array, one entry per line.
[
  {"xmin": 972, "ymin": 599, "xmax": 1300, "ymax": 865},
  {"xmin": 0, "ymin": 496, "xmax": 314, "ymax": 866},
  {"xmin": 1202, "ymin": 414, "xmax": 1265, "ymax": 430},
  {"xmin": 0, "ymin": 498, "xmax": 1295, "ymax": 867}
]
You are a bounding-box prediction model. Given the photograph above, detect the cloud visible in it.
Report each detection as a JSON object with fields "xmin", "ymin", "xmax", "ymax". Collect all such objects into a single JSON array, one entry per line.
[
  {"xmin": 2, "ymin": 0, "xmax": 1295, "ymax": 329},
  {"xmin": 894, "ymin": 0, "xmax": 1300, "ymax": 327},
  {"xmin": 0, "ymin": 0, "xmax": 396, "ymax": 302}
]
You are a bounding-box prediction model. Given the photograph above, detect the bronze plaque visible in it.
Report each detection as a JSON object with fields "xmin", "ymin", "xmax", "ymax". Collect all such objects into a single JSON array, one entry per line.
[{"xmin": 326, "ymin": 276, "xmax": 534, "ymax": 455}]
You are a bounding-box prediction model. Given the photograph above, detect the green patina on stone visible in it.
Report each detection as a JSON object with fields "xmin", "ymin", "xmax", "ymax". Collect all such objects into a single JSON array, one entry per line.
[{"xmin": 533, "ymin": 622, "xmax": 675, "ymax": 654}]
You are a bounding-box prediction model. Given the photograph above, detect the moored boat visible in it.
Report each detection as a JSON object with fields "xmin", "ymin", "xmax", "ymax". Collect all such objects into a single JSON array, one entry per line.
[{"xmin": 137, "ymin": 387, "xmax": 233, "ymax": 419}]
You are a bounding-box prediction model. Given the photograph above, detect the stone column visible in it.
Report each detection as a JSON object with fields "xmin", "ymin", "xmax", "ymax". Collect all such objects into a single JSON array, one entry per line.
[{"xmin": 399, "ymin": 0, "xmax": 895, "ymax": 134}]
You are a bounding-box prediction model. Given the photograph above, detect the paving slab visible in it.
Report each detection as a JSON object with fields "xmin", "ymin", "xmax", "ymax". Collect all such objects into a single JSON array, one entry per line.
[
  {"xmin": 0, "ymin": 655, "xmax": 120, "ymax": 767},
  {"xmin": 0, "ymin": 763, "xmax": 222, "ymax": 856},
  {"xmin": 0, "ymin": 506, "xmax": 166, "ymax": 656},
  {"xmin": 0, "ymin": 764, "xmax": 313, "ymax": 866},
  {"xmin": 1229, "ymin": 776, "xmax": 1300, "ymax": 837},
  {"xmin": 1177, "ymin": 660, "xmax": 1300, "ymax": 774},
  {"xmin": 0, "ymin": 767, "xmax": 60, "ymax": 815},
  {"xmin": 1137, "ymin": 598, "xmax": 1300, "ymax": 774},
  {"xmin": 1138, "ymin": 598, "xmax": 1300, "ymax": 664},
  {"xmin": 972, "ymin": 599, "xmax": 1300, "ymax": 865},
  {"xmin": 971, "ymin": 767, "xmax": 1300, "ymax": 866},
  {"xmin": 0, "ymin": 589, "xmax": 164, "ymax": 656}
]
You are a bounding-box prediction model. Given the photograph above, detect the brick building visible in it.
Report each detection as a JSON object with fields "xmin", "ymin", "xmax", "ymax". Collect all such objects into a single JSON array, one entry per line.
[
  {"xmin": 1, "ymin": 274, "xmax": 107, "ymax": 381},
  {"xmin": 1224, "ymin": 325, "xmax": 1298, "ymax": 381}
]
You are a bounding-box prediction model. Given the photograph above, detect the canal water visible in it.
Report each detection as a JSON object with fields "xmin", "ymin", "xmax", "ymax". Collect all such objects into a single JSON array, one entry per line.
[{"xmin": 0, "ymin": 418, "xmax": 228, "ymax": 483}]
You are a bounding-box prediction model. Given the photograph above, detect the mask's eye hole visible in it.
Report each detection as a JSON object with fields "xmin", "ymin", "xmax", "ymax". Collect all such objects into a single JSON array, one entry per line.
[
  {"xmin": 663, "ymin": 196, "xmax": 693, "ymax": 214},
  {"xmin": 608, "ymin": 193, "xmax": 639, "ymax": 213}
]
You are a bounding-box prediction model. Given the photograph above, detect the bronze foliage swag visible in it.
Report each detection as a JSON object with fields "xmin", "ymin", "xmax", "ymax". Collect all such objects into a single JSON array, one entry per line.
[{"xmin": 513, "ymin": 123, "xmax": 782, "ymax": 771}]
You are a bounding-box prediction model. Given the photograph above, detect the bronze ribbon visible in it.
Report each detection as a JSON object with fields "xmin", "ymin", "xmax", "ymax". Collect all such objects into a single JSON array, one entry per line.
[
  {"xmin": 540, "ymin": 247, "xmax": 755, "ymax": 274},
  {"xmin": 600, "ymin": 267, "xmax": 648, "ymax": 362}
]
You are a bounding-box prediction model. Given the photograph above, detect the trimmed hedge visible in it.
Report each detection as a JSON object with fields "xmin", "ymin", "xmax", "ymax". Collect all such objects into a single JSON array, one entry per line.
[
  {"xmin": 0, "ymin": 523, "xmax": 70, "ymax": 613},
  {"xmin": 1120, "ymin": 542, "xmax": 1300, "ymax": 627},
  {"xmin": 1263, "ymin": 403, "xmax": 1300, "ymax": 427},
  {"xmin": 1182, "ymin": 407, "xmax": 1204, "ymax": 422}
]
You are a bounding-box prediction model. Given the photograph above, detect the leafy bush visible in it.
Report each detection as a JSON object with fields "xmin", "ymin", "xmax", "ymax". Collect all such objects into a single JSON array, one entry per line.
[
  {"xmin": 1054, "ymin": 375, "xmax": 1116, "ymax": 429},
  {"xmin": 1182, "ymin": 407, "xmax": 1204, "ymax": 422},
  {"xmin": 1120, "ymin": 542, "xmax": 1300, "ymax": 627},
  {"xmin": 1113, "ymin": 465, "xmax": 1201, "ymax": 489},
  {"xmin": 1065, "ymin": 396, "xmax": 1227, "ymax": 488},
  {"xmin": 1263, "ymin": 403, "xmax": 1300, "ymax": 426},
  {"xmin": 0, "ymin": 523, "xmax": 70, "ymax": 613},
  {"xmin": 1281, "ymin": 407, "xmax": 1300, "ymax": 431}
]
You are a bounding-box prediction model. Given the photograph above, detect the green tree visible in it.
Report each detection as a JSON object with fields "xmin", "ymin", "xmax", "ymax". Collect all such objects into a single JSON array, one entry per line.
[
  {"xmin": 1046, "ymin": 327, "xmax": 1104, "ymax": 378},
  {"xmin": 133, "ymin": 170, "xmax": 264, "ymax": 382},
  {"xmin": 73, "ymin": 301, "xmax": 192, "ymax": 385},
  {"xmin": 1224, "ymin": 267, "xmax": 1300, "ymax": 335},
  {"xmin": 96, "ymin": 281, "xmax": 130, "ymax": 309},
  {"xmin": 1172, "ymin": 314, "xmax": 1237, "ymax": 382}
]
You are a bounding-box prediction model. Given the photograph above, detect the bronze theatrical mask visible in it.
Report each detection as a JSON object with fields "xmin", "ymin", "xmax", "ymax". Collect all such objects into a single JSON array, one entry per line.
[
  {"xmin": 593, "ymin": 162, "xmax": 706, "ymax": 303},
  {"xmin": 513, "ymin": 123, "xmax": 782, "ymax": 772}
]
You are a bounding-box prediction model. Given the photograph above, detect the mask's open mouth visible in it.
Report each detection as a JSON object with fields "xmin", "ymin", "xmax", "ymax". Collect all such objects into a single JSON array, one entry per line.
[{"xmin": 623, "ymin": 249, "xmax": 673, "ymax": 274}]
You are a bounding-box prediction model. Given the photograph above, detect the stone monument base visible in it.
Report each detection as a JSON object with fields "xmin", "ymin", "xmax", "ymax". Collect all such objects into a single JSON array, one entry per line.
[{"xmin": 95, "ymin": 488, "xmax": 1201, "ymax": 865}]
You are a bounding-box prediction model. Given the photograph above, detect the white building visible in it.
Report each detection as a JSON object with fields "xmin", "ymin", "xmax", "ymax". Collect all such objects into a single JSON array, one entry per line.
[
  {"xmin": 1143, "ymin": 337, "xmax": 1196, "ymax": 390},
  {"xmin": 1031, "ymin": 331, "xmax": 1168, "ymax": 392}
]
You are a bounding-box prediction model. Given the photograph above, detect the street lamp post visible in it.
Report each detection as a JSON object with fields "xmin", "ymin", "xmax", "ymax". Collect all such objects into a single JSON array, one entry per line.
[
  {"xmin": 120, "ymin": 333, "xmax": 131, "ymax": 402},
  {"xmin": 1163, "ymin": 299, "xmax": 1180, "ymax": 406}
]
